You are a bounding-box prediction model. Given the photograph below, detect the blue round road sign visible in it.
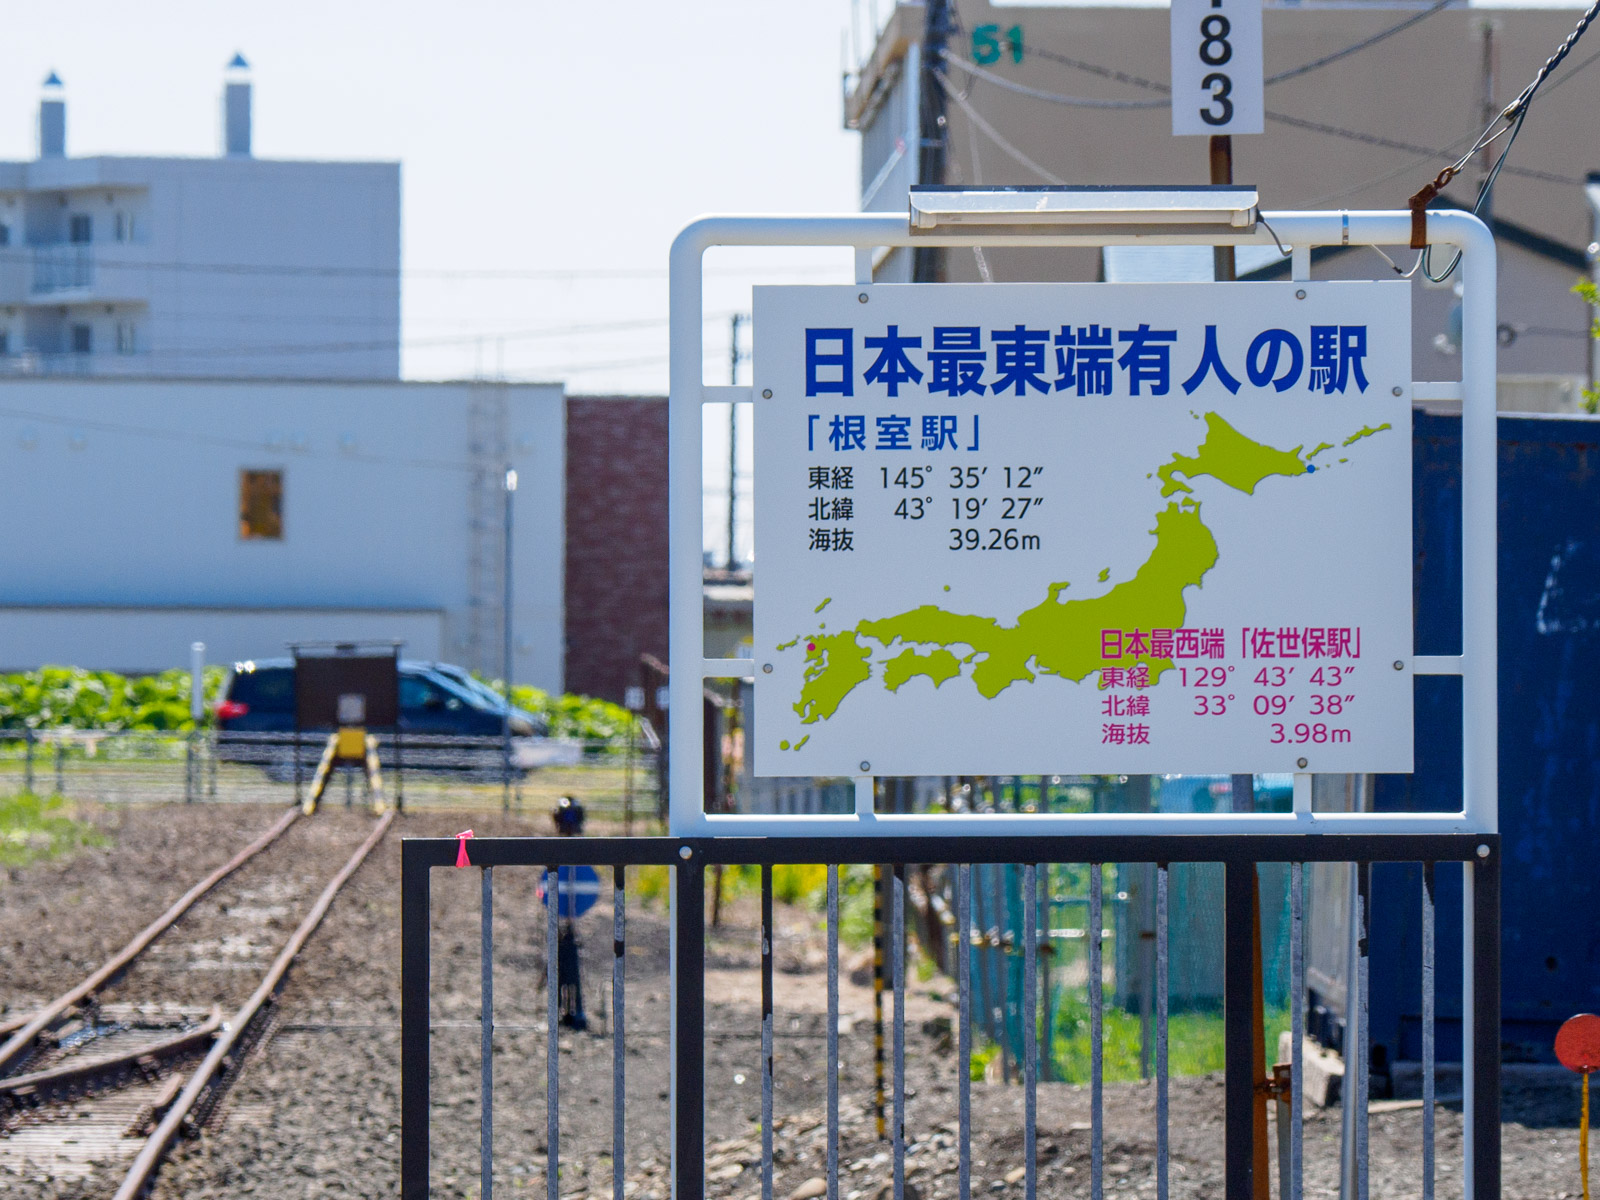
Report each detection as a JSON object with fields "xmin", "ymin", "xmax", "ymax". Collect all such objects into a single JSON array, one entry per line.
[{"xmin": 539, "ymin": 864, "xmax": 601, "ymax": 919}]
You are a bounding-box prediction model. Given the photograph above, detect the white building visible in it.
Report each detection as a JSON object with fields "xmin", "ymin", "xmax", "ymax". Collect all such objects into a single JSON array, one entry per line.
[
  {"xmin": 0, "ymin": 377, "xmax": 564, "ymax": 688},
  {"xmin": 0, "ymin": 59, "xmax": 400, "ymax": 380},
  {"xmin": 0, "ymin": 57, "xmax": 563, "ymax": 686}
]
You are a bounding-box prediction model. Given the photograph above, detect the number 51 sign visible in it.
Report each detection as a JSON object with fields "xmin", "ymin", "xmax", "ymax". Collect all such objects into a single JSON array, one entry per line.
[{"xmin": 1170, "ymin": 0, "xmax": 1263, "ymax": 137}]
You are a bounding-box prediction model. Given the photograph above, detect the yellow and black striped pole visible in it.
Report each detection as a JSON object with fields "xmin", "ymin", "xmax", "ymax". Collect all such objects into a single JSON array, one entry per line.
[{"xmin": 873, "ymin": 863, "xmax": 887, "ymax": 1141}]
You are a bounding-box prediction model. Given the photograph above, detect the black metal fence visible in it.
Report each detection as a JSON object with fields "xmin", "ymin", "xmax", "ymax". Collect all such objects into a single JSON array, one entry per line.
[{"xmin": 399, "ymin": 833, "xmax": 1500, "ymax": 1200}]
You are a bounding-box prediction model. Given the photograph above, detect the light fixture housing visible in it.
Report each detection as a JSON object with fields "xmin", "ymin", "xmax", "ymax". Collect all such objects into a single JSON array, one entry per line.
[{"xmin": 908, "ymin": 184, "xmax": 1260, "ymax": 238}]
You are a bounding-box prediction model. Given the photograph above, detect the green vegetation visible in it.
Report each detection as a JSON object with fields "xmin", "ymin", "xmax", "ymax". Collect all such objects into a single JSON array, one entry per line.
[
  {"xmin": 0, "ymin": 792, "xmax": 108, "ymax": 867},
  {"xmin": 627, "ymin": 863, "xmax": 836, "ymax": 913},
  {"xmin": 1045, "ymin": 996, "xmax": 1285, "ymax": 1082},
  {"xmin": 1576, "ymin": 278, "xmax": 1600, "ymax": 414},
  {"xmin": 0, "ymin": 666, "xmax": 637, "ymax": 746},
  {"xmin": 503, "ymin": 684, "xmax": 636, "ymax": 744},
  {"xmin": 0, "ymin": 666, "xmax": 226, "ymax": 731}
]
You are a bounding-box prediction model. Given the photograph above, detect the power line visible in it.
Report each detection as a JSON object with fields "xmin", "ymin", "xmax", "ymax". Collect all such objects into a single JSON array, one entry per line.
[
  {"xmin": 1264, "ymin": 110, "xmax": 1581, "ymax": 186},
  {"xmin": 0, "ymin": 251, "xmax": 848, "ymax": 284},
  {"xmin": 1263, "ymin": 0, "xmax": 1454, "ymax": 86},
  {"xmin": 0, "ymin": 402, "xmax": 480, "ymax": 473},
  {"xmin": 944, "ymin": 53, "xmax": 1168, "ymax": 109},
  {"xmin": 942, "ymin": 48, "xmax": 1586, "ymax": 186},
  {"xmin": 10, "ymin": 311, "xmax": 732, "ymax": 364},
  {"xmin": 935, "ymin": 68, "xmax": 1067, "ymax": 185}
]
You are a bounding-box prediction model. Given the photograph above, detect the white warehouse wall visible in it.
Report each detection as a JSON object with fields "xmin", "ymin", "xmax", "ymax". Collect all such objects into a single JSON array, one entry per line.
[{"xmin": 0, "ymin": 377, "xmax": 563, "ymax": 687}]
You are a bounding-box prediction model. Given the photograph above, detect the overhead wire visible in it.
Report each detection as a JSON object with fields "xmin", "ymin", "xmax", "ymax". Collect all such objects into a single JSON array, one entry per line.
[
  {"xmin": 0, "ymin": 251, "xmax": 847, "ymax": 283},
  {"xmin": 1028, "ymin": 0, "xmax": 1455, "ymax": 91},
  {"xmin": 933, "ymin": 68, "xmax": 1067, "ymax": 184},
  {"xmin": 39, "ymin": 311, "xmax": 731, "ymax": 363},
  {"xmin": 943, "ymin": 47, "xmax": 1583, "ymax": 187},
  {"xmin": 943, "ymin": 53, "xmax": 1168, "ymax": 109},
  {"xmin": 0, "ymin": 401, "xmax": 483, "ymax": 473},
  {"xmin": 1262, "ymin": 0, "xmax": 1454, "ymax": 86}
]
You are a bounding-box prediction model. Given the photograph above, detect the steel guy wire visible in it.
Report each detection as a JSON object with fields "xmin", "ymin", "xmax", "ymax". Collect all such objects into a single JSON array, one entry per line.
[
  {"xmin": 1499, "ymin": 0, "xmax": 1600, "ymax": 123},
  {"xmin": 1411, "ymin": 0, "xmax": 1600, "ymax": 279}
]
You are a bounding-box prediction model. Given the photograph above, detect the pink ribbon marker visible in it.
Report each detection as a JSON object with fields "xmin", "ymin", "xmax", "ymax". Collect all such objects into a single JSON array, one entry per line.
[{"xmin": 454, "ymin": 829, "xmax": 475, "ymax": 868}]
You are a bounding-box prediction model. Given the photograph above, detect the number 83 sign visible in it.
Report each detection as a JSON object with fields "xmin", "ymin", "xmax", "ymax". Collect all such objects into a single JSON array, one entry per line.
[{"xmin": 1170, "ymin": 0, "xmax": 1263, "ymax": 137}]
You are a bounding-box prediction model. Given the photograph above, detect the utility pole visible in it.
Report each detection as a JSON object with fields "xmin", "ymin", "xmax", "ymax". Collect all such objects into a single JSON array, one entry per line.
[
  {"xmin": 1477, "ymin": 19, "xmax": 1501, "ymax": 224},
  {"xmin": 1210, "ymin": 136, "xmax": 1237, "ymax": 282},
  {"xmin": 727, "ymin": 313, "xmax": 743, "ymax": 570},
  {"xmin": 913, "ymin": 0, "xmax": 953, "ymax": 283}
]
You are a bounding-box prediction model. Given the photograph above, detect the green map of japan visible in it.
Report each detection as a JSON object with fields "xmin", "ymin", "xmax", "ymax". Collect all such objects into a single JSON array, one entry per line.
[{"xmin": 776, "ymin": 412, "xmax": 1390, "ymax": 750}]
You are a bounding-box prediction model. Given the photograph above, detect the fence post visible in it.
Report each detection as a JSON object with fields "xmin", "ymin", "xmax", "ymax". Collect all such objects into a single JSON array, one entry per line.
[
  {"xmin": 400, "ymin": 842, "xmax": 433, "ymax": 1200},
  {"xmin": 1470, "ymin": 845, "xmax": 1501, "ymax": 1199},
  {"xmin": 673, "ymin": 846, "xmax": 706, "ymax": 1200},
  {"xmin": 1224, "ymin": 859, "xmax": 1256, "ymax": 1200},
  {"xmin": 24, "ymin": 727, "xmax": 34, "ymax": 794},
  {"xmin": 54, "ymin": 739, "xmax": 65, "ymax": 797},
  {"xmin": 187, "ymin": 641, "xmax": 204, "ymax": 804}
]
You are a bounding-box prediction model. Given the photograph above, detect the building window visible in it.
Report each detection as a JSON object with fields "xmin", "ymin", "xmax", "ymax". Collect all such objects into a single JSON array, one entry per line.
[
  {"xmin": 115, "ymin": 321, "xmax": 136, "ymax": 354},
  {"xmin": 70, "ymin": 324, "xmax": 92, "ymax": 354},
  {"xmin": 114, "ymin": 213, "xmax": 127, "ymax": 242},
  {"xmin": 239, "ymin": 470, "xmax": 283, "ymax": 540},
  {"xmin": 0, "ymin": 330, "xmax": 9, "ymax": 356},
  {"xmin": 68, "ymin": 214, "xmax": 91, "ymax": 244},
  {"xmin": 0, "ymin": 223, "xmax": 9, "ymax": 246}
]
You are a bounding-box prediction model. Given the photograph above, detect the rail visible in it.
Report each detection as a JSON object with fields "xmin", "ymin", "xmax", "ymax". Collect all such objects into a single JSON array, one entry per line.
[
  {"xmin": 400, "ymin": 831, "xmax": 1501, "ymax": 1200},
  {"xmin": 0, "ymin": 807, "xmax": 299, "ymax": 1076},
  {"xmin": 113, "ymin": 809, "xmax": 395, "ymax": 1200}
]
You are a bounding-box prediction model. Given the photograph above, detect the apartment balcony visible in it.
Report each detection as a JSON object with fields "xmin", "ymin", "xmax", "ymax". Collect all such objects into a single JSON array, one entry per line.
[
  {"xmin": 23, "ymin": 243, "xmax": 150, "ymax": 305},
  {"xmin": 0, "ymin": 348, "xmax": 150, "ymax": 378},
  {"xmin": 31, "ymin": 245, "xmax": 95, "ymax": 294}
]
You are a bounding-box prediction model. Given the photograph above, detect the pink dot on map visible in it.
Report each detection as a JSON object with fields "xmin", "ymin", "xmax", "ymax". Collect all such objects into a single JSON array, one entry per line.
[{"xmin": 807, "ymin": 643, "xmax": 816, "ymax": 652}]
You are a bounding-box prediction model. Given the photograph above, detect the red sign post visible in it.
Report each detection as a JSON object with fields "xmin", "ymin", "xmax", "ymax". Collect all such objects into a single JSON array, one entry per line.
[{"xmin": 1556, "ymin": 1013, "xmax": 1600, "ymax": 1200}]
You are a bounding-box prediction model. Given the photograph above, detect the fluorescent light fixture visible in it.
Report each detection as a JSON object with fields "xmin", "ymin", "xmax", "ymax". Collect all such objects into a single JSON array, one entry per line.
[{"xmin": 908, "ymin": 185, "xmax": 1259, "ymax": 237}]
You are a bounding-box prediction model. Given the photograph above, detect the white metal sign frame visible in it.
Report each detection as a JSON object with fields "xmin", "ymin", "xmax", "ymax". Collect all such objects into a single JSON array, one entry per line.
[{"xmin": 668, "ymin": 209, "xmax": 1496, "ymax": 840}]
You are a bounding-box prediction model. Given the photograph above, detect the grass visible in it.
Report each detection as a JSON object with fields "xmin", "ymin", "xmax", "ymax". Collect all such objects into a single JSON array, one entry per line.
[
  {"xmin": 1037, "ymin": 997, "xmax": 1287, "ymax": 1083},
  {"xmin": 0, "ymin": 792, "xmax": 108, "ymax": 867}
]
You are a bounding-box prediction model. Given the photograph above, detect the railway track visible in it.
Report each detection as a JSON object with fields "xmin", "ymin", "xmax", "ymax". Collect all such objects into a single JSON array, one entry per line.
[{"xmin": 0, "ymin": 808, "xmax": 393, "ymax": 1197}]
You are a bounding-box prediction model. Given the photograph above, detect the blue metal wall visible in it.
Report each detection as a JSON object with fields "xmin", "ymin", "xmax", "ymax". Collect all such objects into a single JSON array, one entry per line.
[{"xmin": 1368, "ymin": 411, "xmax": 1600, "ymax": 1065}]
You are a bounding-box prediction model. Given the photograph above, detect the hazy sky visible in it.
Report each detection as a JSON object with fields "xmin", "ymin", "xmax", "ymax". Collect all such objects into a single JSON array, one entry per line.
[{"xmin": 0, "ymin": 0, "xmax": 867, "ymax": 397}]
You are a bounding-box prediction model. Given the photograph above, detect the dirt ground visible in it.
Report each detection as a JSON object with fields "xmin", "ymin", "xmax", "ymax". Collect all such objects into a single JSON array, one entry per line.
[{"xmin": 1, "ymin": 802, "xmax": 1593, "ymax": 1199}]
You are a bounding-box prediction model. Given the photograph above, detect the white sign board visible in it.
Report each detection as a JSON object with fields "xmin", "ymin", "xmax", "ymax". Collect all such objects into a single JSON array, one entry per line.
[
  {"xmin": 1171, "ymin": 0, "xmax": 1263, "ymax": 137},
  {"xmin": 751, "ymin": 282, "xmax": 1413, "ymax": 778}
]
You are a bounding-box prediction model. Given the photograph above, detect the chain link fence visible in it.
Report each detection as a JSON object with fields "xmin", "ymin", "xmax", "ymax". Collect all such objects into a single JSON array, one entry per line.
[{"xmin": 0, "ymin": 728, "xmax": 663, "ymax": 825}]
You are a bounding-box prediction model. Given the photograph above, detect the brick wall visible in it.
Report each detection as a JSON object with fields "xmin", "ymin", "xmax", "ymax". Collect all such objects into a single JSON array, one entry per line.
[{"xmin": 563, "ymin": 395, "xmax": 669, "ymax": 702}]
